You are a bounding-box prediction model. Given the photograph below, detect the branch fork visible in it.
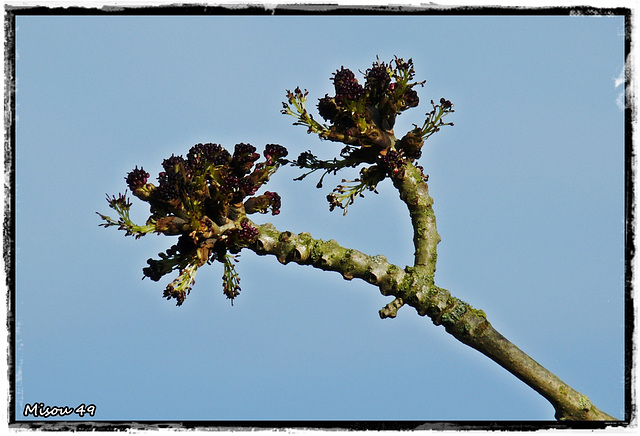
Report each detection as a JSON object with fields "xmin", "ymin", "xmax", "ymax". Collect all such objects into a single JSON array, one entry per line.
[{"xmin": 98, "ymin": 57, "xmax": 619, "ymax": 421}]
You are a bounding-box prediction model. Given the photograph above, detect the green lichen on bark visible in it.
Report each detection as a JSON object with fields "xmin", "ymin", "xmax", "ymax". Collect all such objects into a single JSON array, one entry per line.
[
  {"xmin": 472, "ymin": 308, "xmax": 487, "ymax": 319},
  {"xmin": 440, "ymin": 297, "xmax": 469, "ymax": 325}
]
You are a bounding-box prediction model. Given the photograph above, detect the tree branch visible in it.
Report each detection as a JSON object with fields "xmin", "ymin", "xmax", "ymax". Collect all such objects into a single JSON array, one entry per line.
[
  {"xmin": 394, "ymin": 160, "xmax": 618, "ymax": 421},
  {"xmin": 391, "ymin": 160, "xmax": 440, "ymax": 275},
  {"xmin": 100, "ymin": 57, "xmax": 620, "ymax": 421},
  {"xmin": 249, "ymin": 222, "xmax": 618, "ymax": 421}
]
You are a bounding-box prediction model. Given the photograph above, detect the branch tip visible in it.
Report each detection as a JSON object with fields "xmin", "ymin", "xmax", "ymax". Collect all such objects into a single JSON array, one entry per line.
[{"xmin": 379, "ymin": 297, "xmax": 404, "ymax": 319}]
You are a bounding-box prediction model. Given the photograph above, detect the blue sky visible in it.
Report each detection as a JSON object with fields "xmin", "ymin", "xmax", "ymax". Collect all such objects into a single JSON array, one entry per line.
[{"xmin": 13, "ymin": 12, "xmax": 626, "ymax": 422}]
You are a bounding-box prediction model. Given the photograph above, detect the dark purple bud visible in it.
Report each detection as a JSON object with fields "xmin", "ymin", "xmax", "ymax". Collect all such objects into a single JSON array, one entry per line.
[
  {"xmin": 378, "ymin": 149, "xmax": 406, "ymax": 178},
  {"xmin": 440, "ymin": 98, "xmax": 453, "ymax": 109},
  {"xmin": 232, "ymin": 143, "xmax": 260, "ymax": 175},
  {"xmin": 238, "ymin": 177, "xmax": 258, "ymax": 198},
  {"xmin": 163, "ymin": 286, "xmax": 186, "ymax": 306},
  {"xmin": 125, "ymin": 166, "xmax": 149, "ymax": 190},
  {"xmin": 332, "ymin": 67, "xmax": 362, "ymax": 103},
  {"xmin": 162, "ymin": 154, "xmax": 185, "ymax": 173},
  {"xmin": 265, "ymin": 191, "xmax": 282, "ymax": 215},
  {"xmin": 365, "ymin": 63, "xmax": 391, "ymax": 104},
  {"xmin": 143, "ymin": 258, "xmax": 168, "ymax": 282},
  {"xmin": 296, "ymin": 151, "xmax": 314, "ymax": 167},
  {"xmin": 226, "ymin": 220, "xmax": 259, "ymax": 248},
  {"xmin": 238, "ymin": 221, "xmax": 259, "ymax": 243},
  {"xmin": 332, "ymin": 67, "xmax": 356, "ymax": 87},
  {"xmin": 221, "ymin": 172, "xmax": 240, "ymax": 193},
  {"xmin": 264, "ymin": 144, "xmax": 288, "ymax": 163},
  {"xmin": 317, "ymin": 95, "xmax": 339, "ymax": 121},
  {"xmin": 335, "ymin": 80, "xmax": 363, "ymax": 104},
  {"xmin": 233, "ymin": 143, "xmax": 259, "ymax": 162},
  {"xmin": 403, "ymin": 88, "xmax": 419, "ymax": 109},
  {"xmin": 187, "ymin": 142, "xmax": 227, "ymax": 168},
  {"xmin": 243, "ymin": 191, "xmax": 282, "ymax": 215}
]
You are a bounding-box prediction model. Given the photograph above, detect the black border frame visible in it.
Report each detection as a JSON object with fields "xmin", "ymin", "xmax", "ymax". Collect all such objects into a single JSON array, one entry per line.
[{"xmin": 3, "ymin": 3, "xmax": 634, "ymax": 431}]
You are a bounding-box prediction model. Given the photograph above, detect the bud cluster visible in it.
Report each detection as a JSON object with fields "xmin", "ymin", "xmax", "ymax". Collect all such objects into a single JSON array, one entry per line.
[
  {"xmin": 332, "ymin": 67, "xmax": 363, "ymax": 104},
  {"xmin": 312, "ymin": 57, "xmax": 425, "ymax": 155},
  {"xmin": 99, "ymin": 142, "xmax": 288, "ymax": 305},
  {"xmin": 125, "ymin": 166, "xmax": 149, "ymax": 190},
  {"xmin": 378, "ymin": 149, "xmax": 406, "ymax": 178},
  {"xmin": 282, "ymin": 57, "xmax": 454, "ymax": 214}
]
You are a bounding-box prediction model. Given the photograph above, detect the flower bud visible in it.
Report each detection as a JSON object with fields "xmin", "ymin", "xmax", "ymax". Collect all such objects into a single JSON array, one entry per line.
[
  {"xmin": 440, "ymin": 98, "xmax": 453, "ymax": 109},
  {"xmin": 264, "ymin": 144, "xmax": 288, "ymax": 164},
  {"xmin": 125, "ymin": 166, "xmax": 149, "ymax": 191},
  {"xmin": 332, "ymin": 67, "xmax": 363, "ymax": 104},
  {"xmin": 232, "ymin": 143, "xmax": 260, "ymax": 175},
  {"xmin": 398, "ymin": 130, "xmax": 424, "ymax": 160},
  {"xmin": 365, "ymin": 63, "xmax": 391, "ymax": 104},
  {"xmin": 402, "ymin": 88, "xmax": 420, "ymax": 110},
  {"xmin": 317, "ymin": 95, "xmax": 339, "ymax": 121}
]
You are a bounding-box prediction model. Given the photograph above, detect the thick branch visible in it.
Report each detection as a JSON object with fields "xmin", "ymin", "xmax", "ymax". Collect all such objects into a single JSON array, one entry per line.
[
  {"xmin": 391, "ymin": 162, "xmax": 440, "ymax": 276},
  {"xmin": 249, "ymin": 222, "xmax": 617, "ymax": 421},
  {"xmin": 389, "ymin": 160, "xmax": 617, "ymax": 421}
]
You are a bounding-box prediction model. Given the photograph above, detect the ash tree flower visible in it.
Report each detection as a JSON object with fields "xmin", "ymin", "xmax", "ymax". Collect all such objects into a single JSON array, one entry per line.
[
  {"xmin": 98, "ymin": 142, "xmax": 288, "ymax": 306},
  {"xmin": 97, "ymin": 56, "xmax": 619, "ymax": 422},
  {"xmin": 125, "ymin": 166, "xmax": 149, "ymax": 190},
  {"xmin": 282, "ymin": 56, "xmax": 454, "ymax": 213}
]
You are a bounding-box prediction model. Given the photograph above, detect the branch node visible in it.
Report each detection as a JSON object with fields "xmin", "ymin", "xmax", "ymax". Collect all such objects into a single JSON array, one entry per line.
[
  {"xmin": 379, "ymin": 297, "xmax": 404, "ymax": 319},
  {"xmin": 279, "ymin": 231, "xmax": 292, "ymax": 241}
]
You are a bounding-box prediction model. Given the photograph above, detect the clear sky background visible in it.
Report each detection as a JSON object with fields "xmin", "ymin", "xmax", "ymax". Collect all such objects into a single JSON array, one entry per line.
[{"xmin": 13, "ymin": 11, "xmax": 626, "ymax": 422}]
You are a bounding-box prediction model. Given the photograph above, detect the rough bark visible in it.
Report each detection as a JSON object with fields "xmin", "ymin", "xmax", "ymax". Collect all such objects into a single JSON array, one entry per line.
[
  {"xmin": 250, "ymin": 222, "xmax": 617, "ymax": 421},
  {"xmin": 247, "ymin": 160, "xmax": 618, "ymax": 421}
]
